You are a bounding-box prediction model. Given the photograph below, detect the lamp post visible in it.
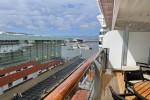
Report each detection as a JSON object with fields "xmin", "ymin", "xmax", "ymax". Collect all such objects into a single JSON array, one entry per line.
[
  {"xmin": 148, "ymin": 47, "xmax": 150, "ymax": 66},
  {"xmin": 80, "ymin": 50, "xmax": 82, "ymax": 57}
]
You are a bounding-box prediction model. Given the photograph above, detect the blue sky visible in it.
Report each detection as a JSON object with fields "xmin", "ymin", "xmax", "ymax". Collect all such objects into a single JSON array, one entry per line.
[{"xmin": 0, "ymin": 0, "xmax": 100, "ymax": 38}]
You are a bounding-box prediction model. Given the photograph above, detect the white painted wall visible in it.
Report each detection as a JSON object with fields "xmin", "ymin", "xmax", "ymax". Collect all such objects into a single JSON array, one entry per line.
[
  {"xmin": 32, "ymin": 72, "xmax": 38, "ymax": 78},
  {"xmin": 0, "ymin": 87, "xmax": 3, "ymax": 95},
  {"xmin": 28, "ymin": 74, "xmax": 34, "ymax": 79},
  {"xmin": 3, "ymin": 84, "xmax": 8, "ymax": 91},
  {"xmin": 49, "ymin": 66, "xmax": 53, "ymax": 70},
  {"xmin": 103, "ymin": 30, "xmax": 124, "ymax": 69},
  {"xmin": 42, "ymin": 69, "xmax": 47, "ymax": 73},
  {"xmin": 13, "ymin": 78, "xmax": 23, "ymax": 86},
  {"xmin": 28, "ymin": 72, "xmax": 39, "ymax": 79},
  {"xmin": 127, "ymin": 32, "xmax": 150, "ymax": 66}
]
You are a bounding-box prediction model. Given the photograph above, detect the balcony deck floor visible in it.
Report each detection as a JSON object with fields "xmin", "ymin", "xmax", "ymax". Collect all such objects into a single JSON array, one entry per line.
[{"xmin": 100, "ymin": 70, "xmax": 137, "ymax": 100}]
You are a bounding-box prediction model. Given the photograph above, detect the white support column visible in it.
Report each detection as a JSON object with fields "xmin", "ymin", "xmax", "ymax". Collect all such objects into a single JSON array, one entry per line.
[{"xmin": 121, "ymin": 25, "xmax": 129, "ymax": 66}]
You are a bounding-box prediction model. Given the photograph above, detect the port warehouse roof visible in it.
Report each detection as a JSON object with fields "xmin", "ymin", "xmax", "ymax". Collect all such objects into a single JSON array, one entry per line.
[
  {"xmin": 0, "ymin": 33, "xmax": 66, "ymax": 40},
  {"xmin": 0, "ymin": 59, "xmax": 64, "ymax": 87}
]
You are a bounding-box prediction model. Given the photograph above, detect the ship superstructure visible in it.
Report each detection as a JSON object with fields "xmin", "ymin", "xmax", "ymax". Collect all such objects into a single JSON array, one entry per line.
[{"xmin": 97, "ymin": 14, "xmax": 107, "ymax": 49}]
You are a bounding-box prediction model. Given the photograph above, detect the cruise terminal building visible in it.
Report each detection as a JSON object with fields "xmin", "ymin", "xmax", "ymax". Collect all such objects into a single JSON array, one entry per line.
[{"xmin": 0, "ymin": 32, "xmax": 65, "ymax": 94}]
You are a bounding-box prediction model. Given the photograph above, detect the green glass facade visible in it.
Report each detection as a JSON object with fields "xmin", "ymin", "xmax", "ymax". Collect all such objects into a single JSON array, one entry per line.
[{"xmin": 0, "ymin": 34, "xmax": 64, "ymax": 68}]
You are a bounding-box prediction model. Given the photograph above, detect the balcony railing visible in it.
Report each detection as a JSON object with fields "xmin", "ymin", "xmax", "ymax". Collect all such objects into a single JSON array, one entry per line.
[{"xmin": 44, "ymin": 49, "xmax": 106, "ymax": 100}]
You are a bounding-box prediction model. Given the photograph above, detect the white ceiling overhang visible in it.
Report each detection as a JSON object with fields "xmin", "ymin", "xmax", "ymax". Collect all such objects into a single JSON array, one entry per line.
[{"xmin": 114, "ymin": 0, "xmax": 150, "ymax": 31}]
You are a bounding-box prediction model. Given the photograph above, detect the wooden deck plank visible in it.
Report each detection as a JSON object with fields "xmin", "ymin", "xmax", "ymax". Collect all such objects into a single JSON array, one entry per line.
[{"xmin": 116, "ymin": 72, "xmax": 124, "ymax": 94}]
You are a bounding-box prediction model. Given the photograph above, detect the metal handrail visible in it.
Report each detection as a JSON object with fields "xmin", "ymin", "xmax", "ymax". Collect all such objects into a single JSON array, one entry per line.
[{"xmin": 44, "ymin": 49, "xmax": 103, "ymax": 100}]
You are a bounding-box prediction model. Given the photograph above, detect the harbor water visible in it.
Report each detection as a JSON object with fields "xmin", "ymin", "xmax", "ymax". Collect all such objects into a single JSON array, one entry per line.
[{"xmin": 61, "ymin": 42, "xmax": 99, "ymax": 59}]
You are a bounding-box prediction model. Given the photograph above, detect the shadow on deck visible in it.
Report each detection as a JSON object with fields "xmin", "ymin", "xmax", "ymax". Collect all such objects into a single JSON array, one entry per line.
[{"xmin": 100, "ymin": 70, "xmax": 137, "ymax": 100}]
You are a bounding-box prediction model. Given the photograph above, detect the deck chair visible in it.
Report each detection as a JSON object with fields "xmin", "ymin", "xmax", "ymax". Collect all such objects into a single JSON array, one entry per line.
[
  {"xmin": 136, "ymin": 62, "xmax": 150, "ymax": 80},
  {"xmin": 109, "ymin": 86, "xmax": 135, "ymax": 100},
  {"xmin": 124, "ymin": 70, "xmax": 146, "ymax": 93}
]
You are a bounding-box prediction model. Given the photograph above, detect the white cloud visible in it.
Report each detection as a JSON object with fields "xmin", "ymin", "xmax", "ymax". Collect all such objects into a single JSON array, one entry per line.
[
  {"xmin": 0, "ymin": 24, "xmax": 14, "ymax": 30},
  {"xmin": 0, "ymin": 0, "xmax": 99, "ymax": 34}
]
